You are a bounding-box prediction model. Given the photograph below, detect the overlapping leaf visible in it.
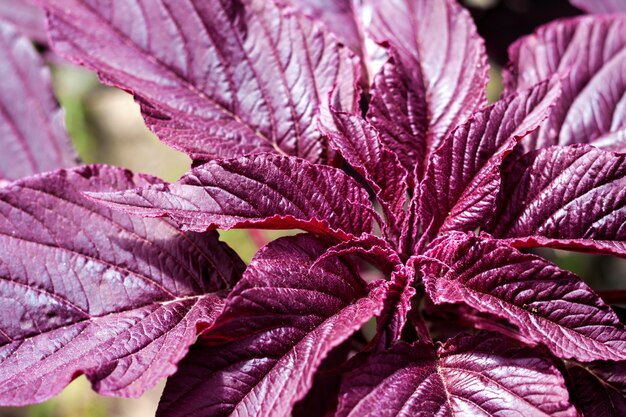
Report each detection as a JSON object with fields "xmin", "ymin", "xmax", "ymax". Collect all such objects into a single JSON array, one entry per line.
[
  {"xmin": 336, "ymin": 333, "xmax": 576, "ymax": 417},
  {"xmin": 505, "ymin": 15, "xmax": 626, "ymax": 153},
  {"xmin": 368, "ymin": 0, "xmax": 489, "ymax": 177},
  {"xmin": 565, "ymin": 360, "xmax": 626, "ymax": 416},
  {"xmin": 320, "ymin": 110, "xmax": 407, "ymax": 238},
  {"xmin": 423, "ymin": 232, "xmax": 626, "ymax": 362},
  {"xmin": 417, "ymin": 79, "xmax": 560, "ymax": 246},
  {"xmin": 491, "ymin": 145, "xmax": 626, "ymax": 257},
  {"xmin": 0, "ymin": 0, "xmax": 46, "ymax": 43},
  {"xmin": 0, "ymin": 21, "xmax": 76, "ymax": 181},
  {"xmin": 39, "ymin": 0, "xmax": 358, "ymax": 163},
  {"xmin": 0, "ymin": 165, "xmax": 245, "ymax": 405},
  {"xmin": 157, "ymin": 234, "xmax": 386, "ymax": 417},
  {"xmin": 91, "ymin": 153, "xmax": 375, "ymax": 240}
]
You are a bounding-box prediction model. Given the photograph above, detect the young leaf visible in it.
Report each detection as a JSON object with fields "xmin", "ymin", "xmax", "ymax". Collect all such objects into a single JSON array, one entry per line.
[
  {"xmin": 0, "ymin": 0, "xmax": 47, "ymax": 43},
  {"xmin": 156, "ymin": 234, "xmax": 387, "ymax": 417},
  {"xmin": 565, "ymin": 360, "xmax": 626, "ymax": 416},
  {"xmin": 423, "ymin": 232, "xmax": 626, "ymax": 362},
  {"xmin": 319, "ymin": 110, "xmax": 408, "ymax": 239},
  {"xmin": 505, "ymin": 15, "xmax": 626, "ymax": 152},
  {"xmin": 368, "ymin": 0, "xmax": 489, "ymax": 177},
  {"xmin": 0, "ymin": 165, "xmax": 244, "ymax": 405},
  {"xmin": 0, "ymin": 21, "xmax": 76, "ymax": 181},
  {"xmin": 336, "ymin": 333, "xmax": 576, "ymax": 417},
  {"xmin": 491, "ymin": 145, "xmax": 626, "ymax": 257},
  {"xmin": 91, "ymin": 153, "xmax": 375, "ymax": 240},
  {"xmin": 417, "ymin": 79, "xmax": 560, "ymax": 247},
  {"xmin": 39, "ymin": 0, "xmax": 358, "ymax": 163}
]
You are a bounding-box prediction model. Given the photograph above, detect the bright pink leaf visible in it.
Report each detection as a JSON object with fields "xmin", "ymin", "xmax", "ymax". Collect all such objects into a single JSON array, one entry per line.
[
  {"xmin": 0, "ymin": 165, "xmax": 244, "ymax": 405},
  {"xmin": 157, "ymin": 234, "xmax": 387, "ymax": 417}
]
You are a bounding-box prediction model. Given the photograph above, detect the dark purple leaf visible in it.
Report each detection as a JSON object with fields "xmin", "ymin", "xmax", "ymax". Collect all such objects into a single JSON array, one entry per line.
[
  {"xmin": 157, "ymin": 234, "xmax": 387, "ymax": 417},
  {"xmin": 375, "ymin": 265, "xmax": 416, "ymax": 348},
  {"xmin": 491, "ymin": 145, "xmax": 626, "ymax": 258},
  {"xmin": 0, "ymin": 0, "xmax": 47, "ymax": 43},
  {"xmin": 417, "ymin": 79, "xmax": 560, "ymax": 247},
  {"xmin": 423, "ymin": 232, "xmax": 626, "ymax": 362},
  {"xmin": 0, "ymin": 165, "xmax": 244, "ymax": 405},
  {"xmin": 505, "ymin": 15, "xmax": 626, "ymax": 153},
  {"xmin": 319, "ymin": 110, "xmax": 408, "ymax": 239},
  {"xmin": 0, "ymin": 21, "xmax": 76, "ymax": 181},
  {"xmin": 337, "ymin": 333, "xmax": 576, "ymax": 417},
  {"xmin": 312, "ymin": 234, "xmax": 401, "ymax": 274},
  {"xmin": 91, "ymin": 153, "xmax": 375, "ymax": 240},
  {"xmin": 39, "ymin": 0, "xmax": 359, "ymax": 163},
  {"xmin": 565, "ymin": 360, "xmax": 626, "ymax": 416},
  {"xmin": 368, "ymin": 0, "xmax": 489, "ymax": 177},
  {"xmin": 292, "ymin": 340, "xmax": 353, "ymax": 417},
  {"xmin": 570, "ymin": 0, "xmax": 626, "ymax": 13}
]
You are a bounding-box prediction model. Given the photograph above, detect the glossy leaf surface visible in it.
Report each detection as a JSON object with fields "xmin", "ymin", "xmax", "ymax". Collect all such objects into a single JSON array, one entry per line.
[
  {"xmin": 337, "ymin": 333, "xmax": 576, "ymax": 417},
  {"xmin": 505, "ymin": 15, "xmax": 626, "ymax": 153},
  {"xmin": 41, "ymin": 0, "xmax": 358, "ymax": 162},
  {"xmin": 492, "ymin": 145, "xmax": 626, "ymax": 257},
  {"xmin": 91, "ymin": 153, "xmax": 374, "ymax": 240},
  {"xmin": 368, "ymin": 0, "xmax": 489, "ymax": 177},
  {"xmin": 418, "ymin": 79, "xmax": 559, "ymax": 245},
  {"xmin": 423, "ymin": 233, "xmax": 626, "ymax": 362},
  {"xmin": 157, "ymin": 234, "xmax": 386, "ymax": 417},
  {"xmin": 0, "ymin": 166, "xmax": 244, "ymax": 405}
]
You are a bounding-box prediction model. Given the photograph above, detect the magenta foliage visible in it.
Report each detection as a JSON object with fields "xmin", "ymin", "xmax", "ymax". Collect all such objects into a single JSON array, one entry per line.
[{"xmin": 2, "ymin": 0, "xmax": 626, "ymax": 415}]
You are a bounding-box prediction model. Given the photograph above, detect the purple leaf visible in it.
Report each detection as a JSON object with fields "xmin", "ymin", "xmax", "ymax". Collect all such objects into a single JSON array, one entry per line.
[
  {"xmin": 0, "ymin": 0, "xmax": 47, "ymax": 43},
  {"xmin": 0, "ymin": 165, "xmax": 244, "ymax": 405},
  {"xmin": 156, "ymin": 234, "xmax": 387, "ymax": 417},
  {"xmin": 91, "ymin": 153, "xmax": 375, "ymax": 240},
  {"xmin": 337, "ymin": 333, "xmax": 576, "ymax": 417},
  {"xmin": 0, "ymin": 21, "xmax": 76, "ymax": 181},
  {"xmin": 423, "ymin": 232, "xmax": 626, "ymax": 362},
  {"xmin": 312, "ymin": 234, "xmax": 401, "ymax": 274},
  {"xmin": 505, "ymin": 15, "xmax": 626, "ymax": 153},
  {"xmin": 570, "ymin": 0, "xmax": 626, "ymax": 13},
  {"xmin": 417, "ymin": 79, "xmax": 560, "ymax": 247},
  {"xmin": 375, "ymin": 265, "xmax": 416, "ymax": 348},
  {"xmin": 39, "ymin": 0, "xmax": 359, "ymax": 163},
  {"xmin": 565, "ymin": 360, "xmax": 626, "ymax": 416},
  {"xmin": 285, "ymin": 0, "xmax": 366, "ymax": 66},
  {"xmin": 491, "ymin": 145, "xmax": 626, "ymax": 258},
  {"xmin": 368, "ymin": 0, "xmax": 489, "ymax": 178},
  {"xmin": 319, "ymin": 110, "xmax": 408, "ymax": 239}
]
